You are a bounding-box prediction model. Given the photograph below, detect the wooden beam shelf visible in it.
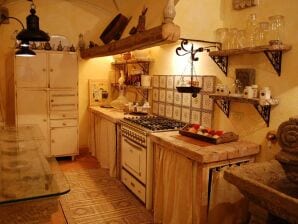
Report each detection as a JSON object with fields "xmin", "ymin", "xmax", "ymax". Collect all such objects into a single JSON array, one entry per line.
[
  {"xmin": 209, "ymin": 44, "xmax": 292, "ymax": 76},
  {"xmin": 209, "ymin": 94, "xmax": 279, "ymax": 127},
  {"xmin": 80, "ymin": 24, "xmax": 180, "ymax": 59}
]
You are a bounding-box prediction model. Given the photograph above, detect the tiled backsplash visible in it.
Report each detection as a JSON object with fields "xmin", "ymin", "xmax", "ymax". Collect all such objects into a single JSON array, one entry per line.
[{"xmin": 151, "ymin": 75, "xmax": 215, "ymax": 127}]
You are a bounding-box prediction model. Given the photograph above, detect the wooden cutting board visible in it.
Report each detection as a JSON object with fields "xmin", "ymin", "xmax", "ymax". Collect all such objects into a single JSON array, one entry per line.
[{"xmin": 172, "ymin": 134, "xmax": 213, "ymax": 147}]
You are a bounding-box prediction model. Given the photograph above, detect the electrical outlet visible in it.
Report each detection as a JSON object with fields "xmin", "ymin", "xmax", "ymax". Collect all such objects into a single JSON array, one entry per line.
[{"xmin": 0, "ymin": 7, "xmax": 9, "ymax": 24}]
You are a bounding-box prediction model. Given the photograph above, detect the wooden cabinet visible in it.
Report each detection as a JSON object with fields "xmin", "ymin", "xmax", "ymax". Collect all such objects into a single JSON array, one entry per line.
[
  {"xmin": 14, "ymin": 50, "xmax": 78, "ymax": 157},
  {"xmin": 14, "ymin": 52, "xmax": 47, "ymax": 88}
]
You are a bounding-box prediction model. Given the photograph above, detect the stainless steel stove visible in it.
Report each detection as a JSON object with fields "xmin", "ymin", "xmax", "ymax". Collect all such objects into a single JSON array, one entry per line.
[
  {"xmin": 122, "ymin": 115, "xmax": 186, "ymax": 132},
  {"xmin": 120, "ymin": 115, "xmax": 185, "ymax": 209}
]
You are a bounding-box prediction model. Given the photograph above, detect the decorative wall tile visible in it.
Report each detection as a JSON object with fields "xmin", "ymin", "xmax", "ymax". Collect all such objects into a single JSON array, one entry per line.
[
  {"xmin": 182, "ymin": 93, "xmax": 191, "ymax": 107},
  {"xmin": 174, "ymin": 76, "xmax": 181, "ymax": 88},
  {"xmin": 202, "ymin": 76, "xmax": 215, "ymax": 93},
  {"xmin": 152, "ymin": 102, "xmax": 159, "ymax": 114},
  {"xmin": 191, "ymin": 94, "xmax": 202, "ymax": 109},
  {"xmin": 159, "ymin": 76, "xmax": 166, "ymax": 88},
  {"xmin": 173, "ymin": 106, "xmax": 181, "ymax": 120},
  {"xmin": 165, "ymin": 105, "xmax": 173, "ymax": 118},
  {"xmin": 153, "ymin": 88, "xmax": 159, "ymax": 101},
  {"xmin": 191, "ymin": 110, "xmax": 201, "ymax": 124},
  {"xmin": 159, "ymin": 89, "xmax": 166, "ymax": 102},
  {"xmin": 166, "ymin": 90, "xmax": 174, "ymax": 104},
  {"xmin": 152, "ymin": 76, "xmax": 159, "ymax": 88},
  {"xmin": 181, "ymin": 108, "xmax": 190, "ymax": 123},
  {"xmin": 151, "ymin": 75, "xmax": 215, "ymax": 126},
  {"xmin": 173, "ymin": 91, "xmax": 182, "ymax": 105},
  {"xmin": 167, "ymin": 76, "xmax": 174, "ymax": 89},
  {"xmin": 159, "ymin": 103, "xmax": 165, "ymax": 116},
  {"xmin": 202, "ymin": 94, "xmax": 214, "ymax": 111},
  {"xmin": 201, "ymin": 112, "xmax": 212, "ymax": 128}
]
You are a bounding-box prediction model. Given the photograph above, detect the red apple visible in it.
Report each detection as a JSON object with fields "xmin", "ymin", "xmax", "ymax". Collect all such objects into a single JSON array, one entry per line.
[
  {"xmin": 192, "ymin": 124, "xmax": 200, "ymax": 130},
  {"xmin": 215, "ymin": 130, "xmax": 224, "ymax": 136}
]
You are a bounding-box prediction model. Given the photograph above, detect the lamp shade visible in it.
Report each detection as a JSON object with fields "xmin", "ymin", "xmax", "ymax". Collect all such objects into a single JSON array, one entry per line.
[
  {"xmin": 16, "ymin": 5, "xmax": 50, "ymax": 42},
  {"xmin": 15, "ymin": 42, "xmax": 36, "ymax": 57}
]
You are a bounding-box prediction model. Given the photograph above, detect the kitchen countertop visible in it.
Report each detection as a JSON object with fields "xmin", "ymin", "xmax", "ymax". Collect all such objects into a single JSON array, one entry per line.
[
  {"xmin": 150, "ymin": 131, "xmax": 260, "ymax": 164},
  {"xmin": 89, "ymin": 106, "xmax": 125, "ymax": 123}
]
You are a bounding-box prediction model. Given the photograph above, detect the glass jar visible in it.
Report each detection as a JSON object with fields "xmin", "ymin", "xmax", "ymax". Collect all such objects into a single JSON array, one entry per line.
[
  {"xmin": 237, "ymin": 29, "xmax": 247, "ymax": 48},
  {"xmin": 228, "ymin": 28, "xmax": 239, "ymax": 49},
  {"xmin": 215, "ymin": 28, "xmax": 229, "ymax": 50},
  {"xmin": 256, "ymin": 22, "xmax": 269, "ymax": 46},
  {"xmin": 246, "ymin": 13, "xmax": 258, "ymax": 47},
  {"xmin": 268, "ymin": 15, "xmax": 285, "ymax": 45}
]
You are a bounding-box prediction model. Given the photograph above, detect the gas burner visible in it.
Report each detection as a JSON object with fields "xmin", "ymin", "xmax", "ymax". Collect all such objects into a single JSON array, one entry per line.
[{"xmin": 124, "ymin": 115, "xmax": 186, "ymax": 131}]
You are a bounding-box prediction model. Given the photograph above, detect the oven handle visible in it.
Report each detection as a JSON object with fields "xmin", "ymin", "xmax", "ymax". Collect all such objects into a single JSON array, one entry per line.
[{"xmin": 123, "ymin": 138, "xmax": 143, "ymax": 151}]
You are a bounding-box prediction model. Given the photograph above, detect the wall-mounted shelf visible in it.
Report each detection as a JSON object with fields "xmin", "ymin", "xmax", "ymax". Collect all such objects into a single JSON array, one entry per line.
[
  {"xmin": 209, "ymin": 44, "xmax": 291, "ymax": 76},
  {"xmin": 209, "ymin": 94, "xmax": 279, "ymax": 127},
  {"xmin": 111, "ymin": 83, "xmax": 152, "ymax": 90},
  {"xmin": 80, "ymin": 23, "xmax": 180, "ymax": 59}
]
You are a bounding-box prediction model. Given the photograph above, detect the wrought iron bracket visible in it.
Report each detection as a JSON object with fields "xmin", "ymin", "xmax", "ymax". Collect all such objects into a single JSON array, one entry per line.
[
  {"xmin": 253, "ymin": 104, "xmax": 271, "ymax": 127},
  {"xmin": 214, "ymin": 99, "xmax": 230, "ymax": 118},
  {"xmin": 264, "ymin": 50, "xmax": 282, "ymax": 76},
  {"xmin": 209, "ymin": 55, "xmax": 228, "ymax": 76}
]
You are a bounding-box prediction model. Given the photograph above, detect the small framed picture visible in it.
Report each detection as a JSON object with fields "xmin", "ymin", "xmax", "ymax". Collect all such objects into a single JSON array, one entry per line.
[{"xmin": 88, "ymin": 79, "xmax": 109, "ymax": 106}]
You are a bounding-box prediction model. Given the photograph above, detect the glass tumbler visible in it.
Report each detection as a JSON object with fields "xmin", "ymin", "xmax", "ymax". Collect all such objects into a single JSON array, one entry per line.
[
  {"xmin": 246, "ymin": 13, "xmax": 258, "ymax": 47},
  {"xmin": 256, "ymin": 22, "xmax": 269, "ymax": 46},
  {"xmin": 215, "ymin": 28, "xmax": 229, "ymax": 50},
  {"xmin": 268, "ymin": 15, "xmax": 285, "ymax": 45},
  {"xmin": 228, "ymin": 28, "xmax": 239, "ymax": 49}
]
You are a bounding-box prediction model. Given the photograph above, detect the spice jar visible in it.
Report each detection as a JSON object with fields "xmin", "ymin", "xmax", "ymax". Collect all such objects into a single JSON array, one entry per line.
[
  {"xmin": 251, "ymin": 85, "xmax": 258, "ymax": 98},
  {"xmin": 243, "ymin": 86, "xmax": 253, "ymax": 98},
  {"xmin": 259, "ymin": 87, "xmax": 271, "ymax": 100}
]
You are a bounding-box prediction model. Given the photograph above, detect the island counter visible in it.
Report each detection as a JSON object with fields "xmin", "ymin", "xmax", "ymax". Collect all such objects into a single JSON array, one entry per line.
[{"xmin": 150, "ymin": 131, "xmax": 260, "ymax": 224}]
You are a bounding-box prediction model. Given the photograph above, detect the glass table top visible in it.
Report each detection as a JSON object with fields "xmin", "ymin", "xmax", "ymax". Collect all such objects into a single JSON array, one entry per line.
[{"xmin": 0, "ymin": 125, "xmax": 70, "ymax": 204}]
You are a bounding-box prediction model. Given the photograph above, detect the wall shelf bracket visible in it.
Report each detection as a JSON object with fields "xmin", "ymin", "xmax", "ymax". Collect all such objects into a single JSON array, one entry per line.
[
  {"xmin": 264, "ymin": 50, "xmax": 282, "ymax": 76},
  {"xmin": 209, "ymin": 55, "xmax": 228, "ymax": 76},
  {"xmin": 253, "ymin": 104, "xmax": 271, "ymax": 127},
  {"xmin": 214, "ymin": 98, "xmax": 230, "ymax": 117}
]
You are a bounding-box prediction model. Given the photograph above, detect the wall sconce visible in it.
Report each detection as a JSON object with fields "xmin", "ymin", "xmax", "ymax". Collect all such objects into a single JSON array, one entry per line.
[{"xmin": 0, "ymin": 0, "xmax": 49, "ymax": 56}]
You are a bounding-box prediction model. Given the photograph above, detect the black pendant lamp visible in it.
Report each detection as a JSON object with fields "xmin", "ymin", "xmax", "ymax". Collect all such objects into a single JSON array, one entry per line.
[
  {"xmin": 15, "ymin": 41, "xmax": 36, "ymax": 57},
  {"xmin": 16, "ymin": 1, "xmax": 50, "ymax": 42}
]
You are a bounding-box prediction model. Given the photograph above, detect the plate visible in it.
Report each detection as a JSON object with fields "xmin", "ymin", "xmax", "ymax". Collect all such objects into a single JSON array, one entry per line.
[{"xmin": 49, "ymin": 35, "xmax": 70, "ymax": 50}]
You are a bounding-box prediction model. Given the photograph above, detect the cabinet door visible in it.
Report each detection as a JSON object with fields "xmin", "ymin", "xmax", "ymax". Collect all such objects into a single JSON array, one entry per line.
[
  {"xmin": 48, "ymin": 53, "xmax": 78, "ymax": 88},
  {"xmin": 16, "ymin": 88, "xmax": 49, "ymax": 155},
  {"xmin": 15, "ymin": 52, "xmax": 47, "ymax": 88},
  {"xmin": 50, "ymin": 127, "xmax": 78, "ymax": 156}
]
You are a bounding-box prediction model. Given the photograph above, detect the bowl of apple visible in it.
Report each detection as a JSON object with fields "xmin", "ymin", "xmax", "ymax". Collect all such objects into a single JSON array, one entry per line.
[{"xmin": 179, "ymin": 124, "xmax": 239, "ymax": 144}]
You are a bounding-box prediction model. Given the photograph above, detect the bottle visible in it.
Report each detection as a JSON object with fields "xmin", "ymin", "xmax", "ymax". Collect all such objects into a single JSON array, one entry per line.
[
  {"xmin": 78, "ymin": 33, "xmax": 86, "ymax": 50},
  {"xmin": 246, "ymin": 13, "xmax": 257, "ymax": 47},
  {"xmin": 118, "ymin": 70, "xmax": 125, "ymax": 86}
]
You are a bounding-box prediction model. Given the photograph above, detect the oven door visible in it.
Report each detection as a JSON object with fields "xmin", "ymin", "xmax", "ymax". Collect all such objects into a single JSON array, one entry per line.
[{"xmin": 121, "ymin": 136, "xmax": 146, "ymax": 184}]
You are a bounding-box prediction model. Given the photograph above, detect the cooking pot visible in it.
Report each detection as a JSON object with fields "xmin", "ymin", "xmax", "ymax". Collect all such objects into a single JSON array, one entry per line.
[{"xmin": 100, "ymin": 13, "xmax": 130, "ymax": 44}]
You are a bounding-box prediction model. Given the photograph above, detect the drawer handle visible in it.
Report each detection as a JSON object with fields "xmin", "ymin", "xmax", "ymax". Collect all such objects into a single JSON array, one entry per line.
[
  {"xmin": 42, "ymin": 68, "xmax": 46, "ymax": 72},
  {"xmin": 51, "ymin": 140, "xmax": 55, "ymax": 143},
  {"xmin": 62, "ymin": 123, "xmax": 67, "ymax": 126},
  {"xmin": 62, "ymin": 114, "xmax": 66, "ymax": 117},
  {"xmin": 50, "ymin": 68, "xmax": 54, "ymax": 72},
  {"xmin": 130, "ymin": 182, "xmax": 135, "ymax": 187},
  {"xmin": 51, "ymin": 99, "xmax": 54, "ymax": 102}
]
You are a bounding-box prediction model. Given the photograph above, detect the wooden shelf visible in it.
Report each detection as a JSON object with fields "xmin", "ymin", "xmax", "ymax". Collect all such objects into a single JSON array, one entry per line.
[
  {"xmin": 208, "ymin": 44, "xmax": 292, "ymax": 76},
  {"xmin": 80, "ymin": 23, "xmax": 180, "ymax": 59},
  {"xmin": 209, "ymin": 94, "xmax": 279, "ymax": 127},
  {"xmin": 111, "ymin": 83, "xmax": 152, "ymax": 89},
  {"xmin": 112, "ymin": 59, "xmax": 152, "ymax": 65},
  {"xmin": 209, "ymin": 44, "xmax": 291, "ymax": 57}
]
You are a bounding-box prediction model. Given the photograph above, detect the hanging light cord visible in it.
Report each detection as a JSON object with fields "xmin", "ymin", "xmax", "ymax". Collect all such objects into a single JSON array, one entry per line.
[{"xmin": 0, "ymin": 15, "xmax": 25, "ymax": 29}]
